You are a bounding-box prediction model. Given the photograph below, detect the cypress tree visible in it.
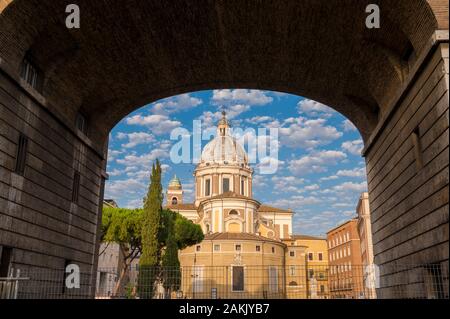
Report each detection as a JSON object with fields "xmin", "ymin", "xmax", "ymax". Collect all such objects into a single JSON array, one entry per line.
[
  {"xmin": 162, "ymin": 211, "xmax": 181, "ymax": 294},
  {"xmin": 138, "ymin": 159, "xmax": 163, "ymax": 298}
]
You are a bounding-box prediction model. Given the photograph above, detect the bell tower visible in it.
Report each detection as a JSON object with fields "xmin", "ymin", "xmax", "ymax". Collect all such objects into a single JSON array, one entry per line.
[{"xmin": 167, "ymin": 175, "xmax": 183, "ymax": 205}]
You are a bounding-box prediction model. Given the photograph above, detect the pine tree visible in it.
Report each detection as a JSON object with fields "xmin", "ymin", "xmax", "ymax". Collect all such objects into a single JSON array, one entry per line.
[{"xmin": 138, "ymin": 159, "xmax": 163, "ymax": 298}]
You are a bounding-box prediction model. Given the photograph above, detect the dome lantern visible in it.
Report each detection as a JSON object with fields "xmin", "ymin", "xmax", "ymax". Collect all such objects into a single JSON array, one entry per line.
[{"xmin": 199, "ymin": 111, "xmax": 248, "ymax": 166}]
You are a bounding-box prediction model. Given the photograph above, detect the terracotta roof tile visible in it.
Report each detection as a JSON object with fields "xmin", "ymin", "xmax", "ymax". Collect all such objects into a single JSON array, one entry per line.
[
  {"xmin": 291, "ymin": 234, "xmax": 325, "ymax": 240},
  {"xmin": 258, "ymin": 205, "xmax": 293, "ymax": 214},
  {"xmin": 165, "ymin": 203, "xmax": 197, "ymax": 210}
]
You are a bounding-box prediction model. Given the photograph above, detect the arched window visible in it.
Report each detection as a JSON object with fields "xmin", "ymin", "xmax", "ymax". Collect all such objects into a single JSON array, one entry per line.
[
  {"xmin": 171, "ymin": 197, "xmax": 178, "ymax": 205},
  {"xmin": 289, "ymin": 281, "xmax": 298, "ymax": 286},
  {"xmin": 229, "ymin": 210, "xmax": 239, "ymax": 216}
]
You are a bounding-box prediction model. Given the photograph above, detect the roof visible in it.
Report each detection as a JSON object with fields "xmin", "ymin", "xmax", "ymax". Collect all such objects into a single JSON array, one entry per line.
[
  {"xmin": 206, "ymin": 191, "xmax": 259, "ymax": 202},
  {"xmin": 166, "ymin": 203, "xmax": 197, "ymax": 210},
  {"xmin": 204, "ymin": 232, "xmax": 284, "ymax": 245},
  {"xmin": 326, "ymin": 218, "xmax": 359, "ymax": 234},
  {"xmin": 291, "ymin": 234, "xmax": 326, "ymax": 241},
  {"xmin": 258, "ymin": 204, "xmax": 293, "ymax": 214},
  {"xmin": 103, "ymin": 199, "xmax": 118, "ymax": 208}
]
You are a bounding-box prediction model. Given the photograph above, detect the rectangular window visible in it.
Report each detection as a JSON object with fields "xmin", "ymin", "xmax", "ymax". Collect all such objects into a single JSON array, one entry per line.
[
  {"xmin": 232, "ymin": 266, "xmax": 244, "ymax": 292},
  {"xmin": 290, "ymin": 266, "xmax": 295, "ymax": 276},
  {"xmin": 205, "ymin": 179, "xmax": 211, "ymax": 196},
  {"xmin": 72, "ymin": 171, "xmax": 80, "ymax": 203},
  {"xmin": 308, "ymin": 269, "xmax": 314, "ymax": 279},
  {"xmin": 320, "ymin": 285, "xmax": 325, "ymax": 293},
  {"xmin": 0, "ymin": 246, "xmax": 13, "ymax": 277},
  {"xmin": 412, "ymin": 127, "xmax": 423, "ymax": 170},
  {"xmin": 196, "ymin": 245, "xmax": 201, "ymax": 252},
  {"xmin": 76, "ymin": 113, "xmax": 88, "ymax": 135},
  {"xmin": 213, "ymin": 244, "xmax": 220, "ymax": 252},
  {"xmin": 255, "ymin": 245, "xmax": 261, "ymax": 252},
  {"xmin": 271, "ymin": 247, "xmax": 275, "ymax": 254},
  {"xmin": 318, "ymin": 252, "xmax": 323, "ymax": 261},
  {"xmin": 289, "ymin": 251, "xmax": 295, "ymax": 257},
  {"xmin": 241, "ymin": 178, "xmax": 245, "ymax": 195},
  {"xmin": 308, "ymin": 253, "xmax": 313, "ymax": 261},
  {"xmin": 14, "ymin": 134, "xmax": 28, "ymax": 175},
  {"xmin": 20, "ymin": 57, "xmax": 42, "ymax": 91},
  {"xmin": 222, "ymin": 178, "xmax": 230, "ymax": 193},
  {"xmin": 268, "ymin": 267, "xmax": 278, "ymax": 293},
  {"xmin": 235, "ymin": 244, "xmax": 241, "ymax": 251}
]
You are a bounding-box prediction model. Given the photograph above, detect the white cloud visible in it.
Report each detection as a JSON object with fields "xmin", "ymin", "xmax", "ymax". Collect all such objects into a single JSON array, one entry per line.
[
  {"xmin": 279, "ymin": 117, "xmax": 343, "ymax": 149},
  {"xmin": 336, "ymin": 167, "xmax": 366, "ymax": 178},
  {"xmin": 253, "ymin": 175, "xmax": 268, "ymax": 188},
  {"xmin": 126, "ymin": 114, "xmax": 181, "ymax": 135},
  {"xmin": 288, "ymin": 150, "xmax": 347, "ymax": 175},
  {"xmin": 342, "ymin": 210, "xmax": 356, "ymax": 217},
  {"xmin": 107, "ymin": 149, "xmax": 123, "ymax": 162},
  {"xmin": 151, "ymin": 93, "xmax": 202, "ymax": 115},
  {"xmin": 268, "ymin": 195, "xmax": 322, "ymax": 209},
  {"xmin": 297, "ymin": 99, "xmax": 335, "ymax": 117},
  {"xmin": 245, "ymin": 116, "xmax": 275, "ymax": 124},
  {"xmin": 104, "ymin": 178, "xmax": 146, "ymax": 199},
  {"xmin": 332, "ymin": 203, "xmax": 354, "ymax": 208},
  {"xmin": 116, "ymin": 149, "xmax": 170, "ymax": 168},
  {"xmin": 341, "ymin": 139, "xmax": 364, "ymax": 156},
  {"xmin": 304, "ymin": 184, "xmax": 320, "ymax": 191},
  {"xmin": 342, "ymin": 119, "xmax": 357, "ymax": 132},
  {"xmin": 212, "ymin": 89, "xmax": 273, "ymax": 105},
  {"xmin": 116, "ymin": 132, "xmax": 155, "ymax": 148},
  {"xmin": 333, "ymin": 181, "xmax": 368, "ymax": 192},
  {"xmin": 320, "ymin": 175, "xmax": 339, "ymax": 181},
  {"xmin": 108, "ymin": 168, "xmax": 125, "ymax": 177},
  {"xmin": 199, "ymin": 104, "xmax": 250, "ymax": 129},
  {"xmin": 124, "ymin": 198, "xmax": 144, "ymax": 209}
]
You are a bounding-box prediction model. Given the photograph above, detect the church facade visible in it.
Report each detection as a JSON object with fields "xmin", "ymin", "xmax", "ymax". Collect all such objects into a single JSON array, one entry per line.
[{"xmin": 165, "ymin": 112, "xmax": 327, "ymax": 298}]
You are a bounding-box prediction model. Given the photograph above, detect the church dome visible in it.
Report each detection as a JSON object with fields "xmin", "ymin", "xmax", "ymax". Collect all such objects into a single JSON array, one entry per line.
[{"xmin": 200, "ymin": 112, "xmax": 248, "ymax": 165}]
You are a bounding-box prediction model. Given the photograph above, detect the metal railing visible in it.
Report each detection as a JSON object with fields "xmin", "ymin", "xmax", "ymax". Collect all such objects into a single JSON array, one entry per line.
[
  {"xmin": 1, "ymin": 264, "xmax": 448, "ymax": 299},
  {"xmin": 0, "ymin": 269, "xmax": 29, "ymax": 299}
]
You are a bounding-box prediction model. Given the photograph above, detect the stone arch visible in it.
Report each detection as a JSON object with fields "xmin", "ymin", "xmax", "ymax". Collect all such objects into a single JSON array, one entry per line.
[
  {"xmin": 0, "ymin": 0, "xmax": 447, "ymax": 299},
  {"xmin": 0, "ymin": 0, "xmax": 445, "ymax": 145}
]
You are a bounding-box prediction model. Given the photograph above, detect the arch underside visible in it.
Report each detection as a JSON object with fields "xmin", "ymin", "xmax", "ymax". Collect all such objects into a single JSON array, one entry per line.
[{"xmin": 0, "ymin": 0, "xmax": 444, "ymax": 145}]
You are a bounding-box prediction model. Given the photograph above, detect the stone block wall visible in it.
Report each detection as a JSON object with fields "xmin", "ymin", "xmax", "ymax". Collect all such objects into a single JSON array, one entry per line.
[{"xmin": 365, "ymin": 42, "xmax": 449, "ymax": 298}]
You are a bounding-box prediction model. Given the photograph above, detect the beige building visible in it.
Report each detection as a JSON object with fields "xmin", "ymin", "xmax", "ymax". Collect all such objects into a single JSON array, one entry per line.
[
  {"xmin": 167, "ymin": 112, "xmax": 320, "ymax": 299},
  {"xmin": 327, "ymin": 219, "xmax": 364, "ymax": 299},
  {"xmin": 356, "ymin": 192, "xmax": 377, "ymax": 298},
  {"xmin": 282, "ymin": 235, "xmax": 329, "ymax": 299}
]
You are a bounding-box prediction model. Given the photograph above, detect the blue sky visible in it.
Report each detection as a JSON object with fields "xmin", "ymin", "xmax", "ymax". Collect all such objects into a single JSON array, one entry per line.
[{"xmin": 105, "ymin": 89, "xmax": 367, "ymax": 237}]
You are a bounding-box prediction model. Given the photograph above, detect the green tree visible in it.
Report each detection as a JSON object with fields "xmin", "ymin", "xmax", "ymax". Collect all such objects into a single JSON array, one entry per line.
[
  {"xmin": 160, "ymin": 209, "xmax": 204, "ymax": 295},
  {"xmin": 100, "ymin": 206, "xmax": 203, "ymax": 298},
  {"xmin": 138, "ymin": 159, "xmax": 163, "ymax": 298},
  {"xmin": 161, "ymin": 210, "xmax": 180, "ymax": 293}
]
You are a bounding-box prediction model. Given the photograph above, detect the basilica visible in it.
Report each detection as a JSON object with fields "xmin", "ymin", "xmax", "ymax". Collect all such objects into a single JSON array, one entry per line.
[{"xmin": 165, "ymin": 112, "xmax": 328, "ymax": 298}]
